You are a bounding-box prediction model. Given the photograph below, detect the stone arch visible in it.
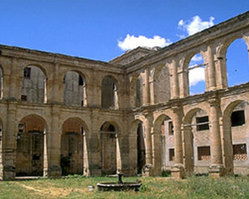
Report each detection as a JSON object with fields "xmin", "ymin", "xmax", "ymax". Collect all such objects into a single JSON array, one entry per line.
[
  {"xmin": 153, "ymin": 64, "xmax": 171, "ymax": 104},
  {"xmin": 222, "ymin": 99, "xmax": 249, "ymax": 175},
  {"xmin": 153, "ymin": 114, "xmax": 173, "ymax": 175},
  {"xmin": 100, "ymin": 121, "xmax": 119, "ymax": 175},
  {"xmin": 129, "ymin": 74, "xmax": 143, "ymax": 108},
  {"xmin": 101, "ymin": 75, "xmax": 119, "ymax": 109},
  {"xmin": 216, "ymin": 34, "xmax": 249, "ymax": 88},
  {"xmin": 63, "ymin": 70, "xmax": 87, "ymax": 107},
  {"xmin": 183, "ymin": 107, "xmax": 210, "ymax": 174},
  {"xmin": 21, "ymin": 65, "xmax": 47, "ymax": 103},
  {"xmin": 61, "ymin": 117, "xmax": 89, "ymax": 176},
  {"xmin": 183, "ymin": 50, "xmax": 207, "ymax": 96},
  {"xmin": 16, "ymin": 114, "xmax": 47, "ymax": 176}
]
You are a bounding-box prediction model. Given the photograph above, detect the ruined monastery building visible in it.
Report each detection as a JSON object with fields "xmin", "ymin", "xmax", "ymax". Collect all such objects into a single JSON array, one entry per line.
[{"xmin": 0, "ymin": 11, "xmax": 249, "ymax": 180}]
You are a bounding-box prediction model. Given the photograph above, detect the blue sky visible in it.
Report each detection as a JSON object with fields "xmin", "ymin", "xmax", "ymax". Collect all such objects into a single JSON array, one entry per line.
[{"xmin": 0, "ymin": 0, "xmax": 248, "ymax": 93}]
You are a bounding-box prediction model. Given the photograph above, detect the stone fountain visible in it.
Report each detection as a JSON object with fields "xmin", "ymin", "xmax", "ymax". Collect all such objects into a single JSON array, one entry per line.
[{"xmin": 97, "ymin": 172, "xmax": 141, "ymax": 191}]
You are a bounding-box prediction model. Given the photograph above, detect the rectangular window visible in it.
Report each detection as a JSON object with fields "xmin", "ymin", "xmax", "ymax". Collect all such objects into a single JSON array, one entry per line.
[
  {"xmin": 169, "ymin": 148, "xmax": 175, "ymax": 161},
  {"xmin": 21, "ymin": 95, "xmax": 27, "ymax": 101},
  {"xmin": 168, "ymin": 121, "xmax": 174, "ymax": 135},
  {"xmin": 24, "ymin": 67, "xmax": 31, "ymax": 79},
  {"xmin": 233, "ymin": 144, "xmax": 247, "ymax": 160},
  {"xmin": 196, "ymin": 116, "xmax": 209, "ymax": 131},
  {"xmin": 231, "ymin": 110, "xmax": 245, "ymax": 127},
  {"xmin": 198, "ymin": 146, "xmax": 211, "ymax": 161}
]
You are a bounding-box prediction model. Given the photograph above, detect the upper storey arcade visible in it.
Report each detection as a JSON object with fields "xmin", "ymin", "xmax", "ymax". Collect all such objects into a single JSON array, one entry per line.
[
  {"xmin": 126, "ymin": 11, "xmax": 249, "ymax": 108},
  {"xmin": 0, "ymin": 44, "xmax": 129, "ymax": 110},
  {"xmin": 0, "ymin": 11, "xmax": 248, "ymax": 110}
]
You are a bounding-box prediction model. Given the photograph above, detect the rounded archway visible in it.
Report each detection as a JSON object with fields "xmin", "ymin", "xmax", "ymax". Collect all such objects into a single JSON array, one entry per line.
[
  {"xmin": 63, "ymin": 71, "xmax": 86, "ymax": 107},
  {"xmin": 185, "ymin": 53, "xmax": 206, "ymax": 95},
  {"xmin": 16, "ymin": 114, "xmax": 47, "ymax": 176},
  {"xmin": 153, "ymin": 66, "xmax": 171, "ymax": 104},
  {"xmin": 153, "ymin": 114, "xmax": 173, "ymax": 175},
  {"xmin": 223, "ymin": 100, "xmax": 249, "ymax": 175},
  {"xmin": 61, "ymin": 117, "xmax": 88, "ymax": 176},
  {"xmin": 21, "ymin": 65, "xmax": 47, "ymax": 103},
  {"xmin": 100, "ymin": 121, "xmax": 119, "ymax": 175},
  {"xmin": 101, "ymin": 76, "xmax": 118, "ymax": 109},
  {"xmin": 183, "ymin": 108, "xmax": 210, "ymax": 174}
]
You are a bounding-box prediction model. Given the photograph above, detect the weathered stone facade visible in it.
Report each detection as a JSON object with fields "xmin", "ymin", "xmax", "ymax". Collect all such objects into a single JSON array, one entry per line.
[{"xmin": 0, "ymin": 12, "xmax": 249, "ymax": 180}]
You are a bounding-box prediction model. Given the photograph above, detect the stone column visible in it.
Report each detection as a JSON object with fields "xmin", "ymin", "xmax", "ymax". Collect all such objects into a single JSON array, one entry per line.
[
  {"xmin": 207, "ymin": 45, "xmax": 216, "ymax": 91},
  {"xmin": 143, "ymin": 69, "xmax": 150, "ymax": 106},
  {"xmin": 44, "ymin": 106, "xmax": 62, "ymax": 177},
  {"xmin": 151, "ymin": 130, "xmax": 162, "ymax": 176},
  {"xmin": 171, "ymin": 105, "xmax": 185, "ymax": 178},
  {"xmin": 143, "ymin": 113, "xmax": 153, "ymax": 176},
  {"xmin": 149, "ymin": 68, "xmax": 155, "ymax": 105},
  {"xmin": 2, "ymin": 103, "xmax": 18, "ymax": 180},
  {"xmin": 182, "ymin": 126, "xmax": 194, "ymax": 175},
  {"xmin": 47, "ymin": 63, "xmax": 63, "ymax": 104},
  {"xmin": 8, "ymin": 58, "xmax": 21, "ymax": 100},
  {"xmin": 209, "ymin": 98, "xmax": 224, "ymax": 177},
  {"xmin": 170, "ymin": 59, "xmax": 180, "ymax": 99}
]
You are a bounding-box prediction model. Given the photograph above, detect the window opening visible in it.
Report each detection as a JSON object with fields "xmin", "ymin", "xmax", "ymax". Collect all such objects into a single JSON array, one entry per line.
[
  {"xmin": 197, "ymin": 146, "xmax": 211, "ymax": 161},
  {"xmin": 231, "ymin": 110, "xmax": 245, "ymax": 127},
  {"xmin": 196, "ymin": 116, "xmax": 209, "ymax": 131}
]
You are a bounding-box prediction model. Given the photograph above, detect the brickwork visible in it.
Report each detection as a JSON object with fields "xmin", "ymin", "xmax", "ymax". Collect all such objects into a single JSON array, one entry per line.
[{"xmin": 0, "ymin": 12, "xmax": 249, "ymax": 180}]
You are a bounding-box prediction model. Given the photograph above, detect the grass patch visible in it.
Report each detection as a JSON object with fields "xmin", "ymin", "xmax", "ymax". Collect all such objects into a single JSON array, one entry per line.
[{"xmin": 0, "ymin": 175, "xmax": 248, "ymax": 199}]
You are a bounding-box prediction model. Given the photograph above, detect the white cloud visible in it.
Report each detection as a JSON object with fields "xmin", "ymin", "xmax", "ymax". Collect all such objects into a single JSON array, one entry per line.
[
  {"xmin": 118, "ymin": 34, "xmax": 171, "ymax": 51},
  {"xmin": 189, "ymin": 67, "xmax": 205, "ymax": 86},
  {"xmin": 178, "ymin": 15, "xmax": 215, "ymax": 36}
]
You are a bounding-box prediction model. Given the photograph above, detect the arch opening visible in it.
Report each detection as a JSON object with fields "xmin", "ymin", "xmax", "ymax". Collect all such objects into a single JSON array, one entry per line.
[
  {"xmin": 154, "ymin": 66, "xmax": 171, "ymax": 104},
  {"xmin": 154, "ymin": 115, "xmax": 173, "ymax": 175},
  {"xmin": 100, "ymin": 122, "xmax": 118, "ymax": 175},
  {"xmin": 101, "ymin": 76, "xmax": 118, "ymax": 109},
  {"xmin": 21, "ymin": 66, "xmax": 47, "ymax": 103},
  {"xmin": 226, "ymin": 38, "xmax": 249, "ymax": 87},
  {"xmin": 16, "ymin": 115, "xmax": 46, "ymax": 176},
  {"xmin": 187, "ymin": 53, "xmax": 206, "ymax": 95},
  {"xmin": 223, "ymin": 100, "xmax": 249, "ymax": 175},
  {"xmin": 135, "ymin": 76, "xmax": 143, "ymax": 107},
  {"xmin": 61, "ymin": 118, "xmax": 88, "ymax": 176},
  {"xmin": 63, "ymin": 71, "xmax": 86, "ymax": 107},
  {"xmin": 183, "ymin": 108, "xmax": 210, "ymax": 175}
]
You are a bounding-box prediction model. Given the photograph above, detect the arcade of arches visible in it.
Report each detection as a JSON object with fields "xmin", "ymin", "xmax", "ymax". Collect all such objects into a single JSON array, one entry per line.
[{"xmin": 0, "ymin": 12, "xmax": 249, "ymax": 180}]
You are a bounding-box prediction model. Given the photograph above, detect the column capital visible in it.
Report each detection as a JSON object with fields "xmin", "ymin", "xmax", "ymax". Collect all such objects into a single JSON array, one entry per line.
[{"xmin": 208, "ymin": 97, "xmax": 220, "ymax": 107}]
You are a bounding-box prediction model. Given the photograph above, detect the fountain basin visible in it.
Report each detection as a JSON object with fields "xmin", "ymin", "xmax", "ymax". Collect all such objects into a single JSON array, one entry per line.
[{"xmin": 97, "ymin": 182, "xmax": 141, "ymax": 191}]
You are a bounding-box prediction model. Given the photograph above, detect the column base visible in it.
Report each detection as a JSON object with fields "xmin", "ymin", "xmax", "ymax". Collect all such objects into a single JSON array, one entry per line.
[
  {"xmin": 142, "ymin": 164, "xmax": 153, "ymax": 177},
  {"xmin": 171, "ymin": 164, "xmax": 185, "ymax": 179},
  {"xmin": 44, "ymin": 165, "xmax": 61, "ymax": 177},
  {"xmin": 209, "ymin": 164, "xmax": 224, "ymax": 178},
  {"xmin": 2, "ymin": 165, "xmax": 15, "ymax": 180}
]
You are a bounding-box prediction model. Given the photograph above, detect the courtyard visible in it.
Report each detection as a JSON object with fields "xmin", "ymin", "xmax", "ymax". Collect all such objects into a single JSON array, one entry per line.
[{"xmin": 0, "ymin": 175, "xmax": 249, "ymax": 199}]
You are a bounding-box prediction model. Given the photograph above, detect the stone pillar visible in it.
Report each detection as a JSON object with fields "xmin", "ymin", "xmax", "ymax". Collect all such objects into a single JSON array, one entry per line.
[
  {"xmin": 170, "ymin": 59, "xmax": 180, "ymax": 99},
  {"xmin": 151, "ymin": 130, "xmax": 162, "ymax": 176},
  {"xmin": 207, "ymin": 45, "xmax": 216, "ymax": 91},
  {"xmin": 143, "ymin": 69, "xmax": 150, "ymax": 106},
  {"xmin": 182, "ymin": 126, "xmax": 194, "ymax": 175},
  {"xmin": 171, "ymin": 105, "xmax": 185, "ymax": 178},
  {"xmin": 2, "ymin": 103, "xmax": 18, "ymax": 180},
  {"xmin": 44, "ymin": 106, "xmax": 62, "ymax": 177},
  {"xmin": 47, "ymin": 63, "xmax": 63, "ymax": 104},
  {"xmin": 143, "ymin": 113, "xmax": 153, "ymax": 176},
  {"xmin": 209, "ymin": 98, "xmax": 224, "ymax": 177},
  {"xmin": 8, "ymin": 58, "xmax": 21, "ymax": 100},
  {"xmin": 149, "ymin": 68, "xmax": 155, "ymax": 105}
]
